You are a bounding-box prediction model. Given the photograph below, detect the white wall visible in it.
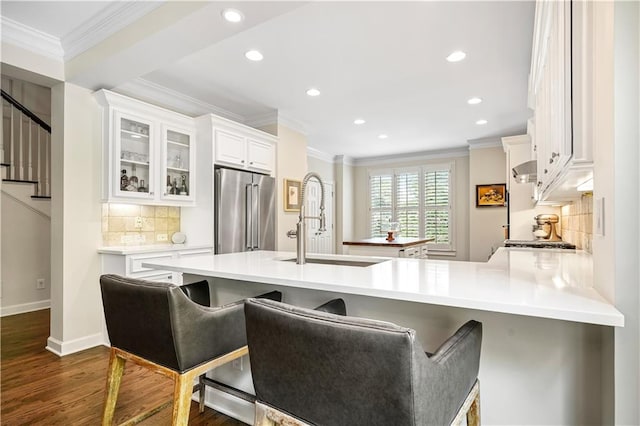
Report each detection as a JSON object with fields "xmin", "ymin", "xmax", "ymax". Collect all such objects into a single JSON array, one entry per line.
[
  {"xmin": 352, "ymin": 153, "xmax": 470, "ymax": 261},
  {"xmin": 1, "ymin": 76, "xmax": 52, "ymax": 125},
  {"xmin": 0, "ymin": 193, "xmax": 51, "ymax": 315},
  {"xmin": 612, "ymin": 1, "xmax": 640, "ymax": 423},
  {"xmin": 0, "ymin": 43, "xmax": 64, "ymax": 84},
  {"xmin": 335, "ymin": 157, "xmax": 355, "ymax": 254},
  {"xmin": 0, "ymin": 76, "xmax": 52, "ymax": 316},
  {"xmin": 275, "ymin": 125, "xmax": 307, "ymax": 252},
  {"xmin": 47, "ymin": 82, "xmax": 104, "ymax": 356},
  {"xmin": 307, "ymin": 154, "xmax": 334, "ymax": 184},
  {"xmin": 468, "ymin": 145, "xmax": 507, "ymax": 261}
]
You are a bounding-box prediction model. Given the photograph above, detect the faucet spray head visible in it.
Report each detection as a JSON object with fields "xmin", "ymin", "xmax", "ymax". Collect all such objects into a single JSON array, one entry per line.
[{"xmin": 319, "ymin": 207, "xmax": 327, "ymax": 232}]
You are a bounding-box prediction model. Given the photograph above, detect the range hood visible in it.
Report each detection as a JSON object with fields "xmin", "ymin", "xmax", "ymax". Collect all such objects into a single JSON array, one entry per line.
[{"xmin": 512, "ymin": 160, "xmax": 537, "ymax": 183}]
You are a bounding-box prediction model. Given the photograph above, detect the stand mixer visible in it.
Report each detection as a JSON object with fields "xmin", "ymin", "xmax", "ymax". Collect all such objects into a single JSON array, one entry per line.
[{"xmin": 533, "ymin": 214, "xmax": 562, "ymax": 241}]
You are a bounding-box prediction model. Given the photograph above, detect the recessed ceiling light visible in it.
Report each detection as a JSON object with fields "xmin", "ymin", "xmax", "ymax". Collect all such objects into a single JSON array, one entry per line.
[
  {"xmin": 245, "ymin": 50, "xmax": 263, "ymax": 61},
  {"xmin": 306, "ymin": 88, "xmax": 321, "ymax": 97},
  {"xmin": 476, "ymin": 119, "xmax": 488, "ymax": 125},
  {"xmin": 222, "ymin": 8, "xmax": 244, "ymax": 23},
  {"xmin": 467, "ymin": 97, "xmax": 482, "ymax": 105},
  {"xmin": 446, "ymin": 51, "xmax": 466, "ymax": 62},
  {"xmin": 354, "ymin": 119, "xmax": 366, "ymax": 125},
  {"xmin": 378, "ymin": 134, "xmax": 388, "ymax": 139}
]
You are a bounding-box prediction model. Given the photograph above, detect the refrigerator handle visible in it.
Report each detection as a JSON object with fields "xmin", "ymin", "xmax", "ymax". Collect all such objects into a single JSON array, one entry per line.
[
  {"xmin": 253, "ymin": 183, "xmax": 260, "ymax": 249},
  {"xmin": 245, "ymin": 184, "xmax": 252, "ymax": 249}
]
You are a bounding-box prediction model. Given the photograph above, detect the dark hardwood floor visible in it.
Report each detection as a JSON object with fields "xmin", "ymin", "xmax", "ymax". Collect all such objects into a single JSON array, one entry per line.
[{"xmin": 1, "ymin": 309, "xmax": 246, "ymax": 425}]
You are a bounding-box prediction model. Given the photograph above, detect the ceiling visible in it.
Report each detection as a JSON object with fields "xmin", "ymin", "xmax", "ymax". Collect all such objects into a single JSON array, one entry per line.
[{"xmin": 1, "ymin": 1, "xmax": 536, "ymax": 159}]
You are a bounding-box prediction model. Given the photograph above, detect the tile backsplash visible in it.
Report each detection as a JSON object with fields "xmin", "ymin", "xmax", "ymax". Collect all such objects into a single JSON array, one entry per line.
[
  {"xmin": 561, "ymin": 193, "xmax": 593, "ymax": 253},
  {"xmin": 102, "ymin": 204, "xmax": 180, "ymax": 246}
]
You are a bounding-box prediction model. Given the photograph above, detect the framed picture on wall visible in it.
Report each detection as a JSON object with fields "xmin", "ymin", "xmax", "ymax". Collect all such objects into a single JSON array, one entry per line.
[
  {"xmin": 284, "ymin": 179, "xmax": 302, "ymax": 212},
  {"xmin": 476, "ymin": 183, "xmax": 507, "ymax": 207}
]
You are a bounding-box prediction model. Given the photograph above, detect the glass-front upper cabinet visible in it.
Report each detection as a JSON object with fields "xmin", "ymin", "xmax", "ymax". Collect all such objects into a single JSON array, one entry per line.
[
  {"xmin": 115, "ymin": 113, "xmax": 154, "ymax": 200},
  {"xmin": 161, "ymin": 125, "xmax": 195, "ymax": 202},
  {"xmin": 96, "ymin": 89, "xmax": 197, "ymax": 206}
]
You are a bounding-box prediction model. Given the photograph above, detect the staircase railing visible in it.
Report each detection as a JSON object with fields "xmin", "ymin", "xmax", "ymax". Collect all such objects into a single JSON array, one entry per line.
[{"xmin": 1, "ymin": 89, "xmax": 51, "ymax": 197}]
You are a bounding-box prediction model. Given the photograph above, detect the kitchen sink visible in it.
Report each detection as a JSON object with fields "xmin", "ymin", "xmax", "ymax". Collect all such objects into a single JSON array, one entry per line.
[{"xmin": 282, "ymin": 257, "xmax": 387, "ymax": 267}]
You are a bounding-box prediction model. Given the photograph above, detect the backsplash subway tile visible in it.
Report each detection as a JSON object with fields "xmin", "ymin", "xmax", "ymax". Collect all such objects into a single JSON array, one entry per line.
[
  {"xmin": 561, "ymin": 193, "xmax": 593, "ymax": 253},
  {"xmin": 102, "ymin": 204, "xmax": 180, "ymax": 246}
]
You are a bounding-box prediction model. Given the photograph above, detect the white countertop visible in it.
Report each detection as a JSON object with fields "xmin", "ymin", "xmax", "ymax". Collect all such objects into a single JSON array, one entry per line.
[
  {"xmin": 142, "ymin": 248, "xmax": 624, "ymax": 327},
  {"xmin": 98, "ymin": 244, "xmax": 212, "ymax": 255}
]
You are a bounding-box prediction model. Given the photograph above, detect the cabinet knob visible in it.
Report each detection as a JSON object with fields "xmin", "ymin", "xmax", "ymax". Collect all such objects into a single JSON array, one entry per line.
[
  {"xmin": 250, "ymin": 161, "xmax": 254, "ymax": 165},
  {"xmin": 551, "ymin": 152, "xmax": 559, "ymax": 158},
  {"xmin": 241, "ymin": 160, "xmax": 245, "ymax": 163},
  {"xmin": 549, "ymin": 158, "xmax": 554, "ymax": 164},
  {"xmin": 544, "ymin": 169, "xmax": 548, "ymax": 174},
  {"xmin": 150, "ymin": 191, "xmax": 154, "ymax": 195}
]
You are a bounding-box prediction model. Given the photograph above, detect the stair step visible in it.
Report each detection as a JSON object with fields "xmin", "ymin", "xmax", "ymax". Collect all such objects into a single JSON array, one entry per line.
[
  {"xmin": 3, "ymin": 179, "xmax": 38, "ymax": 185},
  {"xmin": 31, "ymin": 195, "xmax": 51, "ymax": 200}
]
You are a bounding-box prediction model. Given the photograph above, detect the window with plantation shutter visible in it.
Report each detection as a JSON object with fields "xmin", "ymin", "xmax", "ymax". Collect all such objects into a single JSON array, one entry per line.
[
  {"xmin": 369, "ymin": 173, "xmax": 393, "ymax": 237},
  {"xmin": 368, "ymin": 162, "xmax": 454, "ymax": 252},
  {"xmin": 424, "ymin": 166, "xmax": 452, "ymax": 249},
  {"xmin": 395, "ymin": 171, "xmax": 420, "ymax": 238}
]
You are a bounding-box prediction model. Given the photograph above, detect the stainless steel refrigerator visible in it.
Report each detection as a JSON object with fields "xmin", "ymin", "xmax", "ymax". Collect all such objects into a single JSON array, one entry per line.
[{"xmin": 214, "ymin": 167, "xmax": 276, "ymax": 254}]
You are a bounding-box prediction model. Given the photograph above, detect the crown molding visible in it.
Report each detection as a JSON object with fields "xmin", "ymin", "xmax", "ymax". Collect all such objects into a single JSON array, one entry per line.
[
  {"xmin": 501, "ymin": 134, "xmax": 530, "ymax": 152},
  {"xmin": 62, "ymin": 2, "xmax": 163, "ymax": 60},
  {"xmin": 1, "ymin": 17, "xmax": 64, "ymax": 61},
  {"xmin": 352, "ymin": 147, "xmax": 469, "ymax": 167},
  {"xmin": 114, "ymin": 78, "xmax": 245, "ymax": 122},
  {"xmin": 307, "ymin": 147, "xmax": 335, "ymax": 163},
  {"xmin": 334, "ymin": 155, "xmax": 355, "ymax": 166},
  {"xmin": 277, "ymin": 113, "xmax": 308, "ymax": 135},
  {"xmin": 466, "ymin": 137, "xmax": 503, "ymax": 150}
]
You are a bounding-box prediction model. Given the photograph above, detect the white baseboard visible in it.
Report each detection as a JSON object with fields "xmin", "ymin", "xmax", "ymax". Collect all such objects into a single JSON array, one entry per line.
[
  {"xmin": 201, "ymin": 387, "xmax": 255, "ymax": 424},
  {"xmin": 46, "ymin": 332, "xmax": 106, "ymax": 357},
  {"xmin": 0, "ymin": 299, "xmax": 50, "ymax": 317}
]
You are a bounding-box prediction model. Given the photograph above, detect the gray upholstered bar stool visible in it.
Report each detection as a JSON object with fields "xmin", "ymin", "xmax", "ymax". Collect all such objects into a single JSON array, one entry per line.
[
  {"xmin": 177, "ymin": 279, "xmax": 282, "ymax": 412},
  {"xmin": 99, "ymin": 275, "xmax": 280, "ymax": 426},
  {"xmin": 245, "ymin": 298, "xmax": 482, "ymax": 426}
]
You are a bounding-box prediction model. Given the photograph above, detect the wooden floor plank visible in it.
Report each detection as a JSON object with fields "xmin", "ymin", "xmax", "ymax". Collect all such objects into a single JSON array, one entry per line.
[{"xmin": 1, "ymin": 309, "xmax": 247, "ymax": 425}]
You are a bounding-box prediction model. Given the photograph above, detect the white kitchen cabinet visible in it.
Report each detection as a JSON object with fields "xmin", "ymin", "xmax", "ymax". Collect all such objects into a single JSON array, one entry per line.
[
  {"xmin": 161, "ymin": 124, "xmax": 195, "ymax": 203},
  {"xmin": 214, "ymin": 129, "xmax": 246, "ymax": 168},
  {"xmin": 528, "ymin": 0, "xmax": 596, "ymax": 202},
  {"xmin": 529, "ymin": 0, "xmax": 572, "ymax": 198},
  {"xmin": 246, "ymin": 138, "xmax": 274, "ymax": 172},
  {"xmin": 207, "ymin": 115, "xmax": 276, "ymax": 175},
  {"xmin": 95, "ymin": 90, "xmax": 196, "ymax": 206},
  {"xmin": 99, "ymin": 246, "xmax": 213, "ymax": 284}
]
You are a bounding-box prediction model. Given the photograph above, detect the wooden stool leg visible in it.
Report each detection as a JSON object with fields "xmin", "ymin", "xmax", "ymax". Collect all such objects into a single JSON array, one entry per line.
[
  {"xmin": 198, "ymin": 374, "xmax": 206, "ymax": 413},
  {"xmin": 171, "ymin": 371, "xmax": 195, "ymax": 426},
  {"xmin": 466, "ymin": 388, "xmax": 481, "ymax": 426},
  {"xmin": 102, "ymin": 348, "xmax": 126, "ymax": 426}
]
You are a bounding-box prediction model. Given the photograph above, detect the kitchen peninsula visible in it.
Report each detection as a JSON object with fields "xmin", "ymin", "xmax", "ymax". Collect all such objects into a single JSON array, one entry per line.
[
  {"xmin": 342, "ymin": 236, "xmax": 433, "ymax": 258},
  {"xmin": 142, "ymin": 248, "xmax": 622, "ymax": 425}
]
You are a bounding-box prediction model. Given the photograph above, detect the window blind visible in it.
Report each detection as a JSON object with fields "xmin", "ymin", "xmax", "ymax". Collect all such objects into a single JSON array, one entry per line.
[
  {"xmin": 369, "ymin": 174, "xmax": 393, "ymax": 237},
  {"xmin": 395, "ymin": 171, "xmax": 420, "ymax": 237},
  {"xmin": 424, "ymin": 169, "xmax": 451, "ymax": 244}
]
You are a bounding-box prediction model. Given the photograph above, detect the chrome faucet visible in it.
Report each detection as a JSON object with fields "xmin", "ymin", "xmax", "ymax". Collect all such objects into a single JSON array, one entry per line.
[{"xmin": 288, "ymin": 172, "xmax": 326, "ymax": 264}]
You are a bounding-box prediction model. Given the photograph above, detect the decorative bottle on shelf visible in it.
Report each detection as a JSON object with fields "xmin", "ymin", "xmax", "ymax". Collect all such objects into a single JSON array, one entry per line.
[
  {"xmin": 166, "ymin": 175, "xmax": 172, "ymax": 194},
  {"xmin": 128, "ymin": 164, "xmax": 138, "ymax": 191},
  {"xmin": 138, "ymin": 180, "xmax": 147, "ymax": 192},
  {"xmin": 171, "ymin": 178, "xmax": 178, "ymax": 195},
  {"xmin": 120, "ymin": 169, "xmax": 129, "ymax": 191},
  {"xmin": 180, "ymin": 175, "xmax": 188, "ymax": 195}
]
